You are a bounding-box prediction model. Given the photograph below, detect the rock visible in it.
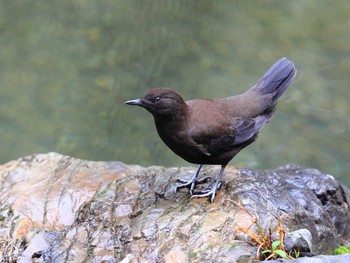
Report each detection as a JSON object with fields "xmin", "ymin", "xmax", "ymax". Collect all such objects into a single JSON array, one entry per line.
[
  {"xmin": 268, "ymin": 254, "xmax": 350, "ymax": 263},
  {"xmin": 230, "ymin": 165, "xmax": 350, "ymax": 254},
  {"xmin": 0, "ymin": 153, "xmax": 349, "ymax": 262},
  {"xmin": 284, "ymin": 229, "xmax": 313, "ymax": 254}
]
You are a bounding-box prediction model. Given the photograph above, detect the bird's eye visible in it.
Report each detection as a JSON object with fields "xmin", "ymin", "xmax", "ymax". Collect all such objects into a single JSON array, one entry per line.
[{"xmin": 154, "ymin": 96, "xmax": 161, "ymax": 102}]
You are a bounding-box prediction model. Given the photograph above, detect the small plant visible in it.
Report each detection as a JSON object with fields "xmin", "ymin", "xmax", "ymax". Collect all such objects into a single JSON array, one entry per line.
[
  {"xmin": 261, "ymin": 240, "xmax": 289, "ymax": 260},
  {"xmin": 232, "ymin": 200, "xmax": 295, "ymax": 261},
  {"xmin": 330, "ymin": 245, "xmax": 350, "ymax": 255}
]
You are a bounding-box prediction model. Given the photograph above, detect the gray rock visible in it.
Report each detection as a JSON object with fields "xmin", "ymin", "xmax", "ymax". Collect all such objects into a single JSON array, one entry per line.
[
  {"xmin": 284, "ymin": 229, "xmax": 313, "ymax": 254},
  {"xmin": 268, "ymin": 254, "xmax": 350, "ymax": 263},
  {"xmin": 229, "ymin": 164, "xmax": 350, "ymax": 255}
]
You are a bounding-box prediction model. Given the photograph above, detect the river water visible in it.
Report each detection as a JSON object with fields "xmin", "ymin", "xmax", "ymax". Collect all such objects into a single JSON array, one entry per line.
[{"xmin": 1, "ymin": 1, "xmax": 349, "ymax": 185}]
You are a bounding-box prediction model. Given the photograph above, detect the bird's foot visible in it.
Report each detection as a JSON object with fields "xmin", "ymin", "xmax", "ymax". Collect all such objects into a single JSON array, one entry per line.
[
  {"xmin": 176, "ymin": 176, "xmax": 211, "ymax": 195},
  {"xmin": 191, "ymin": 182, "xmax": 222, "ymax": 203}
]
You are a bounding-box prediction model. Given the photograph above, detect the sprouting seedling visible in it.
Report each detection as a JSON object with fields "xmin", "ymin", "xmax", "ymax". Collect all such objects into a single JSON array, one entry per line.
[{"xmin": 262, "ymin": 240, "xmax": 290, "ymax": 260}]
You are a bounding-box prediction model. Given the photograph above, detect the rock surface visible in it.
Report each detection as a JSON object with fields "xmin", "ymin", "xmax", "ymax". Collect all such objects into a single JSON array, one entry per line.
[
  {"xmin": 268, "ymin": 254, "xmax": 350, "ymax": 263},
  {"xmin": 284, "ymin": 229, "xmax": 313, "ymax": 254},
  {"xmin": 0, "ymin": 153, "xmax": 349, "ymax": 262}
]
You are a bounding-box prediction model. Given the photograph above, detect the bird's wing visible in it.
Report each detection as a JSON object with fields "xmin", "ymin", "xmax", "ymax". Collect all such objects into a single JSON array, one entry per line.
[
  {"xmin": 233, "ymin": 117, "xmax": 263, "ymax": 145},
  {"xmin": 190, "ymin": 116, "xmax": 265, "ymax": 156}
]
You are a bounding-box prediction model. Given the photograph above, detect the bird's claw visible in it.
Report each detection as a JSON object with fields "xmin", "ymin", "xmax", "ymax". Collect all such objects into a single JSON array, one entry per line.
[
  {"xmin": 190, "ymin": 181, "xmax": 222, "ymax": 203},
  {"xmin": 191, "ymin": 190, "xmax": 216, "ymax": 203},
  {"xmin": 196, "ymin": 176, "xmax": 212, "ymax": 184},
  {"xmin": 176, "ymin": 176, "xmax": 212, "ymax": 194}
]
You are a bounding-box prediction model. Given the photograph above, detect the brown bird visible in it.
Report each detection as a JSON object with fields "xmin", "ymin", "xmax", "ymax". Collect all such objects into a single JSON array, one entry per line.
[{"xmin": 125, "ymin": 57, "xmax": 296, "ymax": 202}]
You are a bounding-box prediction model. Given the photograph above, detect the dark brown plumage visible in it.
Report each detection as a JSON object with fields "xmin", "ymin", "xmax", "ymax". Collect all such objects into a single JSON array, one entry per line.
[{"xmin": 125, "ymin": 57, "xmax": 297, "ymax": 202}]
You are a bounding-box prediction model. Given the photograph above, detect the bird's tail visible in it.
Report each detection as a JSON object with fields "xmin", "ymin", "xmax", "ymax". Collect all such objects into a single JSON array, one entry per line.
[{"xmin": 250, "ymin": 57, "xmax": 297, "ymax": 104}]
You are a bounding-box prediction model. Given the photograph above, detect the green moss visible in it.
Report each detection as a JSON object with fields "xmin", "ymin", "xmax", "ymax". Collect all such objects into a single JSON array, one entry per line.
[
  {"xmin": 191, "ymin": 249, "xmax": 203, "ymax": 259},
  {"xmin": 330, "ymin": 246, "xmax": 350, "ymax": 255}
]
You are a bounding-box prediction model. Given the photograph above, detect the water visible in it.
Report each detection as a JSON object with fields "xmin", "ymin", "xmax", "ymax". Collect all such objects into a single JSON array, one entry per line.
[{"xmin": 1, "ymin": 1, "xmax": 350, "ymax": 185}]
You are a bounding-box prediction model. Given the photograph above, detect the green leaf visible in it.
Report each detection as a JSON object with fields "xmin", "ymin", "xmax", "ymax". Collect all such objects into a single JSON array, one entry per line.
[
  {"xmin": 272, "ymin": 240, "xmax": 281, "ymax": 250},
  {"xmin": 261, "ymin": 250, "xmax": 271, "ymax": 254},
  {"xmin": 274, "ymin": 250, "xmax": 288, "ymax": 259}
]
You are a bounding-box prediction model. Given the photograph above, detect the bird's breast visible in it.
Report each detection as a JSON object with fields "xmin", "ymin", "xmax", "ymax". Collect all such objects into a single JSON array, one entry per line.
[{"xmin": 154, "ymin": 120, "xmax": 202, "ymax": 161}]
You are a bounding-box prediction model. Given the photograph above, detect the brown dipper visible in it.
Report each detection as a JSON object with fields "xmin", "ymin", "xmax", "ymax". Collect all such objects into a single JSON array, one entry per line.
[{"xmin": 125, "ymin": 57, "xmax": 297, "ymax": 202}]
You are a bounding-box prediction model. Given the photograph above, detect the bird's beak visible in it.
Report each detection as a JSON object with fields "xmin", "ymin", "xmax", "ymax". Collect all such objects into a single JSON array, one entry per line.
[{"xmin": 124, "ymin": 98, "xmax": 143, "ymax": 106}]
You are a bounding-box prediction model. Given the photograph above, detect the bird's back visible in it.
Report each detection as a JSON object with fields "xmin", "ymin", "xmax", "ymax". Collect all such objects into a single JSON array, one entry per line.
[{"xmin": 179, "ymin": 57, "xmax": 296, "ymax": 164}]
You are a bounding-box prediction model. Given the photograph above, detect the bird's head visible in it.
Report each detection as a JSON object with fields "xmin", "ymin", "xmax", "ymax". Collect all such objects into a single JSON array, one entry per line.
[{"xmin": 125, "ymin": 87, "xmax": 187, "ymax": 118}]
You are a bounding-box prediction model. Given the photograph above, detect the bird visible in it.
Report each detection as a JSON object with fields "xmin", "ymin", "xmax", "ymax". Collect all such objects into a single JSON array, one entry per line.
[{"xmin": 125, "ymin": 57, "xmax": 297, "ymax": 202}]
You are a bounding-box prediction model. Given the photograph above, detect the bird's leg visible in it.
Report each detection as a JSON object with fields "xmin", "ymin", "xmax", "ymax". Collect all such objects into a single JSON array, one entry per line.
[
  {"xmin": 191, "ymin": 165, "xmax": 226, "ymax": 203},
  {"xmin": 176, "ymin": 164, "xmax": 210, "ymax": 195}
]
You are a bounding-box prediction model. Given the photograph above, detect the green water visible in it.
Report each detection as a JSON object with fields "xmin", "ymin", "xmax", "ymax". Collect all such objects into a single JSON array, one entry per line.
[{"xmin": 1, "ymin": 1, "xmax": 350, "ymax": 185}]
